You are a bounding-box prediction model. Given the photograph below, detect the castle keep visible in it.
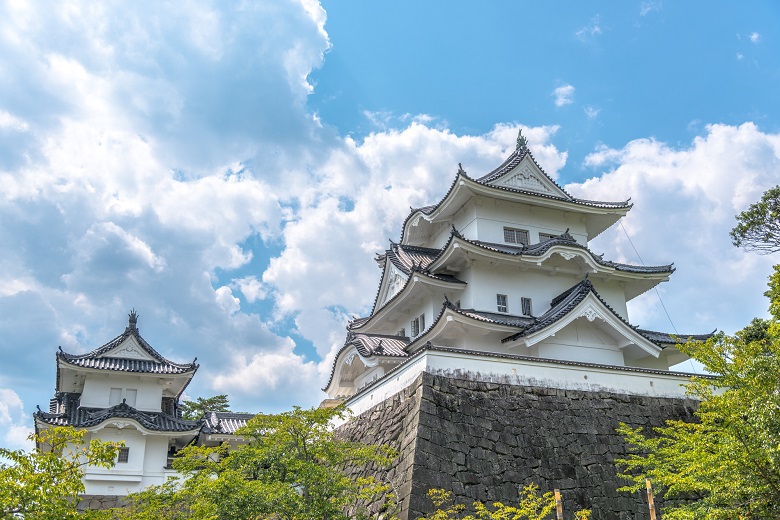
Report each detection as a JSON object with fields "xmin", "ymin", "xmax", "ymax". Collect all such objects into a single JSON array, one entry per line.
[{"xmin": 329, "ymin": 131, "xmax": 711, "ymax": 518}]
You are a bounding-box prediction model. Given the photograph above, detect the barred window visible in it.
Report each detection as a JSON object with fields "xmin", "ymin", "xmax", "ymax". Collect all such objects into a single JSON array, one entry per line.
[
  {"xmin": 411, "ymin": 317, "xmax": 420, "ymax": 337},
  {"xmin": 539, "ymin": 232, "xmax": 557, "ymax": 242},
  {"xmin": 497, "ymin": 294, "xmax": 508, "ymax": 313},
  {"xmin": 503, "ymin": 227, "xmax": 529, "ymax": 245},
  {"xmin": 521, "ymin": 297, "xmax": 533, "ymax": 316},
  {"xmin": 117, "ymin": 447, "xmax": 130, "ymax": 463}
]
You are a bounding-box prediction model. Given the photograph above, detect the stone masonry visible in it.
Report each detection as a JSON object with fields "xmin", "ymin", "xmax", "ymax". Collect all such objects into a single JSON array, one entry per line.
[{"xmin": 339, "ymin": 371, "xmax": 698, "ymax": 520}]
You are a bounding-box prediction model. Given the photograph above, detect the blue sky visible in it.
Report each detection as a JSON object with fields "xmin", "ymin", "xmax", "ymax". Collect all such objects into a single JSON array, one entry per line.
[{"xmin": 1, "ymin": 1, "xmax": 779, "ymax": 448}]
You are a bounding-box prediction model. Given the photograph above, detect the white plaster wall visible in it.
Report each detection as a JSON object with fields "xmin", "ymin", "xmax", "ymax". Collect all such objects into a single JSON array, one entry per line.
[
  {"xmin": 343, "ymin": 350, "xmax": 697, "ymax": 418},
  {"xmin": 83, "ymin": 427, "xmax": 146, "ymax": 495},
  {"xmin": 473, "ymin": 199, "xmax": 588, "ymax": 245},
  {"xmin": 81, "ymin": 375, "xmax": 163, "ymax": 412},
  {"xmin": 430, "ymin": 200, "xmax": 477, "ymax": 249},
  {"xmin": 533, "ymin": 321, "xmax": 626, "ymax": 366}
]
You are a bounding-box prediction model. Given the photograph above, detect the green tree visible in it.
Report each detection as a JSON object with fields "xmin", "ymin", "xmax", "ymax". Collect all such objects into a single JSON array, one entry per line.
[
  {"xmin": 730, "ymin": 185, "xmax": 780, "ymax": 254},
  {"xmin": 418, "ymin": 485, "xmax": 590, "ymax": 520},
  {"xmin": 113, "ymin": 405, "xmax": 398, "ymax": 520},
  {"xmin": 180, "ymin": 394, "xmax": 231, "ymax": 420},
  {"xmin": 0, "ymin": 426, "xmax": 122, "ymax": 519},
  {"xmin": 616, "ymin": 266, "xmax": 780, "ymax": 519}
]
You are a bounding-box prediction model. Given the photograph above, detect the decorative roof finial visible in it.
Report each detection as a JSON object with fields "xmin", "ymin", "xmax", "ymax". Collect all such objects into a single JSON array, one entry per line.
[
  {"xmin": 128, "ymin": 308, "xmax": 138, "ymax": 331},
  {"xmin": 516, "ymin": 128, "xmax": 528, "ymax": 151}
]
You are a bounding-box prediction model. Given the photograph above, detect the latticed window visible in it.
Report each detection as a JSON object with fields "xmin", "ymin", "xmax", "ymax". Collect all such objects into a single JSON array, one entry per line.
[
  {"xmin": 496, "ymin": 294, "xmax": 508, "ymax": 313},
  {"xmin": 503, "ymin": 227, "xmax": 529, "ymax": 245},
  {"xmin": 521, "ymin": 297, "xmax": 533, "ymax": 316},
  {"xmin": 411, "ymin": 318, "xmax": 420, "ymax": 337},
  {"xmin": 117, "ymin": 447, "xmax": 130, "ymax": 463},
  {"xmin": 539, "ymin": 232, "xmax": 557, "ymax": 242}
]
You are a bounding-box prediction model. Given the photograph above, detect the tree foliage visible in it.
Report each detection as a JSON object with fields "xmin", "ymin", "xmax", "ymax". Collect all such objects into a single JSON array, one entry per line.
[
  {"xmin": 0, "ymin": 426, "xmax": 122, "ymax": 519},
  {"xmin": 616, "ymin": 266, "xmax": 780, "ymax": 519},
  {"xmin": 180, "ymin": 394, "xmax": 231, "ymax": 421},
  {"xmin": 111, "ymin": 405, "xmax": 398, "ymax": 520},
  {"xmin": 730, "ymin": 185, "xmax": 780, "ymax": 254},
  {"xmin": 418, "ymin": 485, "xmax": 590, "ymax": 520}
]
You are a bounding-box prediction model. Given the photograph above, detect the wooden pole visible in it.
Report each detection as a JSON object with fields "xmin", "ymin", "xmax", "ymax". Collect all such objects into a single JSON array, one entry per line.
[
  {"xmin": 554, "ymin": 489, "xmax": 564, "ymax": 520},
  {"xmin": 646, "ymin": 478, "xmax": 657, "ymax": 520}
]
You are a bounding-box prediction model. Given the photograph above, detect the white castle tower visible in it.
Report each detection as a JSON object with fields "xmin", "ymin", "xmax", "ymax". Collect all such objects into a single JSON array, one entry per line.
[{"xmin": 325, "ymin": 130, "xmax": 710, "ymax": 414}]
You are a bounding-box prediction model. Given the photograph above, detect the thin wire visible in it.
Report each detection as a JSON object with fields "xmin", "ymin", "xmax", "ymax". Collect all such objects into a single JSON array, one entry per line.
[{"xmin": 619, "ymin": 221, "xmax": 697, "ymax": 374}]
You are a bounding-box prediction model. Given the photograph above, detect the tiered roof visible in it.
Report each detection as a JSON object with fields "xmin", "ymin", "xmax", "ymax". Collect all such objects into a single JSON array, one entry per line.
[
  {"xmin": 35, "ymin": 400, "xmax": 200, "ymax": 433},
  {"xmin": 201, "ymin": 411, "xmax": 256, "ymax": 435}
]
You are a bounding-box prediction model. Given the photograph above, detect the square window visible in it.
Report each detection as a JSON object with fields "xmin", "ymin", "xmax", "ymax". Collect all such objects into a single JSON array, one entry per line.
[
  {"xmin": 539, "ymin": 232, "xmax": 557, "ymax": 242},
  {"xmin": 497, "ymin": 294, "xmax": 508, "ymax": 313},
  {"xmin": 109, "ymin": 388, "xmax": 122, "ymax": 406},
  {"xmin": 117, "ymin": 447, "xmax": 130, "ymax": 463},
  {"xmin": 503, "ymin": 227, "xmax": 529, "ymax": 245},
  {"xmin": 521, "ymin": 297, "xmax": 533, "ymax": 316}
]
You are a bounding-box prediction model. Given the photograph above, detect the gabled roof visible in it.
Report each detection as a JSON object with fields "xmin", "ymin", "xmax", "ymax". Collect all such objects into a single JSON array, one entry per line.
[
  {"xmin": 201, "ymin": 411, "xmax": 256, "ymax": 435},
  {"xmin": 400, "ymin": 133, "xmax": 631, "ymax": 245},
  {"xmin": 323, "ymin": 332, "xmax": 410, "ymax": 393},
  {"xmin": 35, "ymin": 400, "xmax": 200, "ymax": 433},
  {"xmin": 57, "ymin": 311, "xmax": 198, "ymax": 377},
  {"xmin": 502, "ymin": 278, "xmax": 713, "ymax": 348}
]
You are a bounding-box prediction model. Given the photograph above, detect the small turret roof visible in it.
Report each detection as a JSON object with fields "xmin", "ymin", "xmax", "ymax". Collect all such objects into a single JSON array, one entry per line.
[
  {"xmin": 57, "ymin": 310, "xmax": 198, "ymax": 376},
  {"xmin": 201, "ymin": 411, "xmax": 256, "ymax": 435}
]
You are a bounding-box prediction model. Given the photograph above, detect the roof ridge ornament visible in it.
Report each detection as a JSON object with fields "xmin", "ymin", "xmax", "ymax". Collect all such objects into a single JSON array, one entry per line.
[
  {"xmin": 516, "ymin": 128, "xmax": 528, "ymax": 151},
  {"xmin": 128, "ymin": 308, "xmax": 139, "ymax": 332}
]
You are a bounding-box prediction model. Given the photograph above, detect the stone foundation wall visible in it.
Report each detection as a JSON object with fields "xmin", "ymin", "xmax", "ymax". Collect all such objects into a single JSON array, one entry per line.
[
  {"xmin": 341, "ymin": 371, "xmax": 698, "ymax": 520},
  {"xmin": 76, "ymin": 494, "xmax": 127, "ymax": 511},
  {"xmin": 338, "ymin": 373, "xmax": 425, "ymax": 520}
]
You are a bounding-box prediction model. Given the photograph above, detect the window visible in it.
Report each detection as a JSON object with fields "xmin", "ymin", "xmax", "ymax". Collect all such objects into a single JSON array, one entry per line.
[
  {"xmin": 109, "ymin": 388, "xmax": 122, "ymax": 406},
  {"xmin": 411, "ymin": 314, "xmax": 425, "ymax": 337},
  {"xmin": 497, "ymin": 294, "xmax": 508, "ymax": 313},
  {"xmin": 117, "ymin": 447, "xmax": 130, "ymax": 463},
  {"xmin": 125, "ymin": 389, "xmax": 137, "ymax": 407},
  {"xmin": 539, "ymin": 232, "xmax": 557, "ymax": 242},
  {"xmin": 521, "ymin": 297, "xmax": 533, "ymax": 316},
  {"xmin": 397, "ymin": 328, "xmax": 406, "ymax": 337},
  {"xmin": 503, "ymin": 227, "xmax": 529, "ymax": 245}
]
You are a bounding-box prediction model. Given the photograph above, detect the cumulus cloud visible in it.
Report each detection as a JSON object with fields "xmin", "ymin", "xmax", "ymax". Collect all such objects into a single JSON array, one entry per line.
[
  {"xmin": 750, "ymin": 32, "xmax": 761, "ymax": 43},
  {"xmin": 553, "ymin": 85, "xmax": 576, "ymax": 107},
  {"xmin": 569, "ymin": 123, "xmax": 780, "ymax": 334},
  {"xmin": 0, "ymin": 389, "xmax": 33, "ymax": 450},
  {"xmin": 0, "ymin": 0, "xmax": 331, "ymax": 437}
]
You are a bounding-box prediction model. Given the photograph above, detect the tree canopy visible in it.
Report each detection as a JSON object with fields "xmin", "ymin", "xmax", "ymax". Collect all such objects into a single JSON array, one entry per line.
[
  {"xmin": 0, "ymin": 426, "xmax": 121, "ymax": 519},
  {"xmin": 418, "ymin": 485, "xmax": 590, "ymax": 520},
  {"xmin": 616, "ymin": 265, "xmax": 780, "ymax": 519},
  {"xmin": 179, "ymin": 394, "xmax": 231, "ymax": 420},
  {"xmin": 112, "ymin": 405, "xmax": 398, "ymax": 520},
  {"xmin": 730, "ymin": 185, "xmax": 780, "ymax": 254}
]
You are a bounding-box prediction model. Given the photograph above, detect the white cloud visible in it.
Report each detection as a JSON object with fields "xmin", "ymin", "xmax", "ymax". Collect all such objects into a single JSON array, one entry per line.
[
  {"xmin": 553, "ymin": 85, "xmax": 576, "ymax": 107},
  {"xmin": 750, "ymin": 32, "xmax": 761, "ymax": 43},
  {"xmin": 576, "ymin": 15, "xmax": 602, "ymax": 40},
  {"xmin": 233, "ymin": 276, "xmax": 267, "ymax": 303},
  {"xmin": 584, "ymin": 106, "xmax": 601, "ymax": 119},
  {"xmin": 640, "ymin": 2, "xmax": 662, "ymax": 16},
  {"xmin": 0, "ymin": 389, "xmax": 33, "ymax": 450},
  {"xmin": 569, "ymin": 123, "xmax": 780, "ymax": 334},
  {"xmin": 215, "ymin": 286, "xmax": 240, "ymax": 315}
]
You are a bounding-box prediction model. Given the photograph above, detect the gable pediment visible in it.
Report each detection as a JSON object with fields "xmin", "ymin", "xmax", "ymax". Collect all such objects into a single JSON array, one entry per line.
[
  {"xmin": 488, "ymin": 157, "xmax": 568, "ymax": 198},
  {"xmin": 378, "ymin": 264, "xmax": 409, "ymax": 308},
  {"xmin": 98, "ymin": 336, "xmax": 156, "ymax": 361}
]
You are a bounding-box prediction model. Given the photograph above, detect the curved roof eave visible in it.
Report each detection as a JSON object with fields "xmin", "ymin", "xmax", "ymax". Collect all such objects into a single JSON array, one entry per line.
[
  {"xmin": 428, "ymin": 230, "xmax": 674, "ymax": 282},
  {"xmin": 353, "ymin": 269, "xmax": 466, "ymax": 334},
  {"xmin": 400, "ymin": 172, "xmax": 631, "ymax": 245}
]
